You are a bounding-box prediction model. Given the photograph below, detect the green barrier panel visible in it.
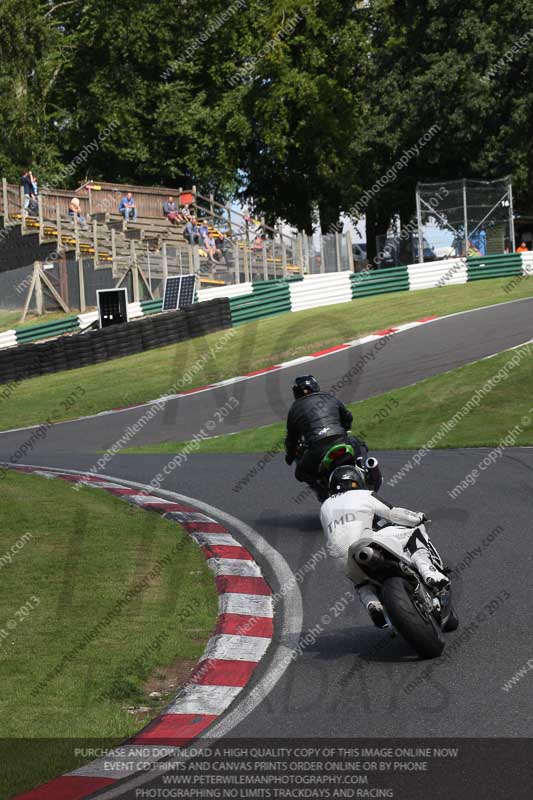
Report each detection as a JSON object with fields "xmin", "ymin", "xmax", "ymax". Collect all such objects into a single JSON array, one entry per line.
[
  {"xmin": 230, "ymin": 279, "xmax": 291, "ymax": 325},
  {"xmin": 467, "ymin": 254, "xmax": 521, "ymax": 263},
  {"xmin": 467, "ymin": 253, "xmax": 522, "ymax": 283},
  {"xmin": 16, "ymin": 317, "xmax": 80, "ymax": 343},
  {"xmin": 231, "ymin": 297, "xmax": 291, "ymax": 318},
  {"xmin": 468, "ymin": 260, "xmax": 522, "ymax": 269},
  {"xmin": 354, "ymin": 284, "xmax": 410, "ymax": 298},
  {"xmin": 140, "ymin": 298, "xmax": 163, "ymax": 314},
  {"xmin": 231, "ymin": 307, "xmax": 291, "ymax": 325},
  {"xmin": 351, "ymin": 267, "xmax": 409, "ymax": 299},
  {"xmin": 468, "ymin": 268, "xmax": 523, "ymax": 282}
]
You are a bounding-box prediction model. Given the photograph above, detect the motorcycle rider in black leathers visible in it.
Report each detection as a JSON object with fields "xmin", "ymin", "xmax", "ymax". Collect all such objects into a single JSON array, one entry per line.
[{"xmin": 284, "ymin": 375, "xmax": 369, "ymax": 490}]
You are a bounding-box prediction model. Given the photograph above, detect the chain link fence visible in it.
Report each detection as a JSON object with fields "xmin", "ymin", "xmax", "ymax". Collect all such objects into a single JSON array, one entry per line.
[{"xmin": 416, "ymin": 177, "xmax": 515, "ymax": 261}]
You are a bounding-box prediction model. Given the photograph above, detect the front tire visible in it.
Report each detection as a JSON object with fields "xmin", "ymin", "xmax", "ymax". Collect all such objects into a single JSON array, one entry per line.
[{"xmin": 382, "ymin": 577, "xmax": 445, "ymax": 660}]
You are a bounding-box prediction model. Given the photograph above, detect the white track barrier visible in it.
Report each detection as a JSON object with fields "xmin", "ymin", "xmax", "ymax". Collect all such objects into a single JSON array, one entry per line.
[
  {"xmin": 521, "ymin": 252, "xmax": 533, "ymax": 275},
  {"xmin": 0, "ymin": 330, "xmax": 17, "ymax": 350},
  {"xmin": 127, "ymin": 301, "xmax": 144, "ymax": 320},
  {"xmin": 408, "ymin": 258, "xmax": 468, "ymax": 291},
  {"xmin": 289, "ymin": 271, "xmax": 352, "ymax": 312},
  {"xmin": 198, "ymin": 283, "xmax": 253, "ymax": 302}
]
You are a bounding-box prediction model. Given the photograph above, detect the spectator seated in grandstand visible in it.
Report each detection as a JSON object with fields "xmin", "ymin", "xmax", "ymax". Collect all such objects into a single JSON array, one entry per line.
[
  {"xmin": 69, "ymin": 197, "xmax": 88, "ymax": 229},
  {"xmin": 118, "ymin": 192, "xmax": 137, "ymax": 222},
  {"xmin": 516, "ymin": 241, "xmax": 529, "ymax": 253},
  {"xmin": 198, "ymin": 220, "xmax": 210, "ymax": 243},
  {"xmin": 215, "ymin": 230, "xmax": 229, "ymax": 252},
  {"xmin": 162, "ymin": 195, "xmax": 184, "ymax": 225},
  {"xmin": 184, "ymin": 217, "xmax": 201, "ymax": 245},
  {"xmin": 181, "ymin": 204, "xmax": 192, "ymax": 221},
  {"xmin": 203, "ymin": 234, "xmax": 220, "ymax": 262}
]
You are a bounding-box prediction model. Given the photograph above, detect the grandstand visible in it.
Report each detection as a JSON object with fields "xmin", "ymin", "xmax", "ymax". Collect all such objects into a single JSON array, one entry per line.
[{"xmin": 0, "ymin": 178, "xmax": 306, "ymax": 315}]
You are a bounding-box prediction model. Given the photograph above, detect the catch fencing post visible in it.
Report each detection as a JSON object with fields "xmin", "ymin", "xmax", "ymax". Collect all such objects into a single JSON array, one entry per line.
[
  {"xmin": 243, "ymin": 240, "xmax": 250, "ymax": 283},
  {"xmin": 20, "ymin": 186, "xmax": 26, "ymax": 231},
  {"xmin": 416, "ymin": 183, "xmax": 424, "ymax": 263},
  {"xmin": 226, "ymin": 203, "xmax": 233, "ymax": 237},
  {"xmin": 508, "ymin": 178, "xmax": 516, "ymax": 252},
  {"xmin": 234, "ymin": 241, "xmax": 240, "ymax": 284},
  {"xmin": 78, "ymin": 258, "xmax": 86, "ymax": 312},
  {"xmin": 335, "ymin": 232, "xmax": 342, "ymax": 272},
  {"xmin": 38, "ymin": 194, "xmax": 44, "ymax": 244},
  {"xmin": 73, "ymin": 211, "xmax": 80, "ymax": 259},
  {"xmin": 346, "ymin": 230, "xmax": 354, "ymax": 272},
  {"xmin": 56, "ymin": 199, "xmax": 62, "ymax": 244},
  {"xmin": 93, "ymin": 220, "xmax": 99, "ymax": 267},
  {"xmin": 162, "ymin": 241, "xmax": 168, "ymax": 282},
  {"xmin": 262, "ymin": 217, "xmax": 268, "ymax": 280},
  {"xmin": 463, "ymin": 179, "xmax": 469, "ymax": 257},
  {"xmin": 1, "ymin": 178, "xmax": 8, "ymax": 222}
]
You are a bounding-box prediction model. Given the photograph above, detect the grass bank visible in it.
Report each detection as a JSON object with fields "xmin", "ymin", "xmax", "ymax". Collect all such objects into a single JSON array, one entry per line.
[
  {"xmin": 0, "ymin": 309, "xmax": 73, "ymax": 333},
  {"xmin": 0, "ymin": 277, "xmax": 532, "ymax": 431},
  {"xmin": 0, "ymin": 469, "xmax": 217, "ymax": 797}
]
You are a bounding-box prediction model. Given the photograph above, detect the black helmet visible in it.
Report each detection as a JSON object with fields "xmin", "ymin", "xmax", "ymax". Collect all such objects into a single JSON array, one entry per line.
[
  {"xmin": 329, "ymin": 465, "xmax": 367, "ymax": 494},
  {"xmin": 293, "ymin": 375, "xmax": 320, "ymax": 399}
]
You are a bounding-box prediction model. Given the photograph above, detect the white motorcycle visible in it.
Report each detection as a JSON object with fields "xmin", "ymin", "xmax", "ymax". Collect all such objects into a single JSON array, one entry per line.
[{"xmin": 351, "ymin": 522, "xmax": 459, "ymax": 659}]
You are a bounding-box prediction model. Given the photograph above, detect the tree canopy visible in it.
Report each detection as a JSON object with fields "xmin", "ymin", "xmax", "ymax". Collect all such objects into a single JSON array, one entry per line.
[{"xmin": 0, "ymin": 0, "xmax": 531, "ymax": 241}]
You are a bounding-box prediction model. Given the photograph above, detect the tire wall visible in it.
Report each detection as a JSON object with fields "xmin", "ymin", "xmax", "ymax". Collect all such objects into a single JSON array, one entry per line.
[{"xmin": 0, "ymin": 298, "xmax": 231, "ymax": 386}]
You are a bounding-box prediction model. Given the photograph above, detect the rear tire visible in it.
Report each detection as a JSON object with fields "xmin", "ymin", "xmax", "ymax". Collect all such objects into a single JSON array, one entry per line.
[
  {"xmin": 382, "ymin": 577, "xmax": 445, "ymax": 660},
  {"xmin": 442, "ymin": 605, "xmax": 459, "ymax": 632}
]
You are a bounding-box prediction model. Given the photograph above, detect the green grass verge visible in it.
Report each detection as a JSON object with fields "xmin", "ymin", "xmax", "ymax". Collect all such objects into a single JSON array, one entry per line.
[
  {"xmin": 127, "ymin": 344, "xmax": 533, "ymax": 453},
  {"xmin": 0, "ymin": 276, "xmax": 532, "ymax": 432},
  {"xmin": 0, "ymin": 310, "xmax": 20, "ymax": 332},
  {"xmin": 0, "ymin": 470, "xmax": 217, "ymax": 797},
  {"xmin": 0, "ymin": 309, "xmax": 75, "ymax": 334}
]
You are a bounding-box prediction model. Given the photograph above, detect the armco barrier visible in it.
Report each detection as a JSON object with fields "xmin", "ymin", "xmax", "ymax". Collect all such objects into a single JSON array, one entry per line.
[
  {"xmin": 16, "ymin": 316, "xmax": 80, "ymax": 344},
  {"xmin": 467, "ymin": 253, "xmax": 523, "ymax": 281},
  {"xmin": 3, "ymin": 250, "xmax": 532, "ymax": 353},
  {"xmin": 522, "ymin": 252, "xmax": 533, "ymax": 275},
  {"xmin": 407, "ymin": 258, "xmax": 468, "ymax": 291},
  {"xmin": 289, "ymin": 271, "xmax": 352, "ymax": 312},
  {"xmin": 230, "ymin": 280, "xmax": 291, "ymax": 325},
  {"xmin": 0, "ymin": 330, "xmax": 17, "ymax": 350},
  {"xmin": 0, "ymin": 298, "xmax": 231, "ymax": 386},
  {"xmin": 351, "ymin": 265, "xmax": 409, "ymax": 298}
]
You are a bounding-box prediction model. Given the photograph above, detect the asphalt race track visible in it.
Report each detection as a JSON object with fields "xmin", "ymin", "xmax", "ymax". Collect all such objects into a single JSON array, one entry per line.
[
  {"xmin": 1, "ymin": 297, "xmax": 532, "ymax": 453},
  {"xmin": 2, "ymin": 299, "xmax": 533, "ymax": 798}
]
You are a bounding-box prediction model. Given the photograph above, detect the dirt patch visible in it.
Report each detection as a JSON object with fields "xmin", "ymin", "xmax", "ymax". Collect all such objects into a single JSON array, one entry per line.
[
  {"xmin": 127, "ymin": 657, "xmax": 199, "ymax": 722},
  {"xmin": 144, "ymin": 657, "xmax": 198, "ymax": 697}
]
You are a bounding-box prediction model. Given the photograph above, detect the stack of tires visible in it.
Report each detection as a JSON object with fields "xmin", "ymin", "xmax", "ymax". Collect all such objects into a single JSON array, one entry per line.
[
  {"xmin": 185, "ymin": 298, "xmax": 232, "ymax": 338},
  {"xmin": 0, "ymin": 297, "xmax": 232, "ymax": 386},
  {"xmin": 149, "ymin": 311, "xmax": 189, "ymax": 349}
]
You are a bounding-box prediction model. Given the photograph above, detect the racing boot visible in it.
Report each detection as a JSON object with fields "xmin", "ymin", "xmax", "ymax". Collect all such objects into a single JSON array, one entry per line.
[
  {"xmin": 357, "ymin": 583, "xmax": 388, "ymax": 629},
  {"xmin": 411, "ymin": 548, "xmax": 450, "ymax": 590}
]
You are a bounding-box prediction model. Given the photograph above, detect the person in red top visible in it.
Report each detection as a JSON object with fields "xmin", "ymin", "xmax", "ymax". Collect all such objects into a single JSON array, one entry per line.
[{"xmin": 516, "ymin": 241, "xmax": 529, "ymax": 253}]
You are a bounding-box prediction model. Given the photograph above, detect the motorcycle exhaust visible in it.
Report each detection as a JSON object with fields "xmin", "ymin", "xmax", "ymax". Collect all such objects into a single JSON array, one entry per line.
[
  {"xmin": 365, "ymin": 457, "xmax": 383, "ymax": 491},
  {"xmin": 354, "ymin": 546, "xmax": 383, "ymax": 566}
]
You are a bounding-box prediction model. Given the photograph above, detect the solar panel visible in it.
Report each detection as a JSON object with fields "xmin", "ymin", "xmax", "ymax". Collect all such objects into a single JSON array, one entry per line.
[{"xmin": 162, "ymin": 275, "xmax": 197, "ymax": 311}]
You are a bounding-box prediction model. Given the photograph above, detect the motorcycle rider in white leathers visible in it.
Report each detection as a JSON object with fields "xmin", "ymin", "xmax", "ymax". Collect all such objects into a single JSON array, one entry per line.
[{"xmin": 319, "ymin": 465, "xmax": 449, "ymax": 628}]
